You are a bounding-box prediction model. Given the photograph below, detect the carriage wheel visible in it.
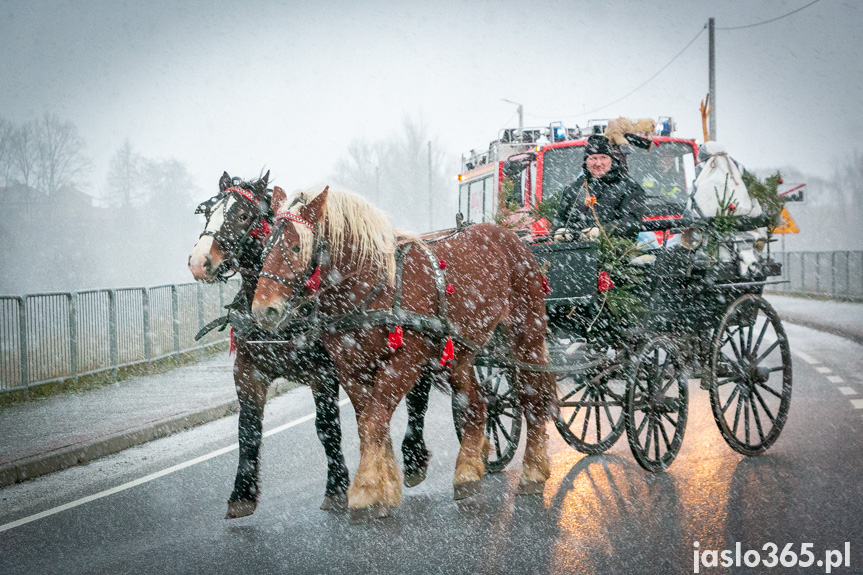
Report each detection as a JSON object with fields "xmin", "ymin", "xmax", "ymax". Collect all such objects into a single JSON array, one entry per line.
[
  {"xmin": 706, "ymin": 294, "xmax": 792, "ymax": 456},
  {"xmin": 625, "ymin": 336, "xmax": 688, "ymax": 472},
  {"xmin": 452, "ymin": 366, "xmax": 522, "ymax": 473},
  {"xmin": 554, "ymin": 353, "xmax": 627, "ymax": 454}
]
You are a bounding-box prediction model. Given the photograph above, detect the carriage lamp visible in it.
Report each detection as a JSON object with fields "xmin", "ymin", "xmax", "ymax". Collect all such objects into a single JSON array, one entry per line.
[{"xmin": 681, "ymin": 227, "xmax": 704, "ymax": 250}]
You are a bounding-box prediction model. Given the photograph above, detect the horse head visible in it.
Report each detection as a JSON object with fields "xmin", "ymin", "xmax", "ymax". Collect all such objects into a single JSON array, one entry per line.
[
  {"xmin": 252, "ymin": 186, "xmax": 329, "ymax": 331},
  {"xmin": 188, "ymin": 170, "xmax": 272, "ymax": 282}
]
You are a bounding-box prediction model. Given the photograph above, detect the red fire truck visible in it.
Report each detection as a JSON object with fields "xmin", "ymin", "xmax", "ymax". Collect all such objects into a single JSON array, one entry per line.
[{"xmin": 456, "ymin": 119, "xmax": 700, "ymax": 245}]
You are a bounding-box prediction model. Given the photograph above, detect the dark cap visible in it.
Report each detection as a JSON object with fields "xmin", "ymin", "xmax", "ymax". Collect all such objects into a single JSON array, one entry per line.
[{"xmin": 584, "ymin": 134, "xmax": 614, "ymax": 157}]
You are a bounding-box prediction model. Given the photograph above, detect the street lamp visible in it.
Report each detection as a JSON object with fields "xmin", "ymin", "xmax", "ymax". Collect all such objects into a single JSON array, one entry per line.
[{"xmin": 502, "ymin": 99, "xmax": 524, "ymax": 138}]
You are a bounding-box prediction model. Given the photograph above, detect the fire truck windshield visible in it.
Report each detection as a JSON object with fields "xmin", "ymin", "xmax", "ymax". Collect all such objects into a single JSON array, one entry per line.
[{"xmin": 540, "ymin": 141, "xmax": 695, "ymax": 215}]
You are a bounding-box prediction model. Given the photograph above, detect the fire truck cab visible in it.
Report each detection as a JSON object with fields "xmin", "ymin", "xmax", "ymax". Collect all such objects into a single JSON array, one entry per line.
[{"xmin": 456, "ymin": 119, "xmax": 699, "ymax": 243}]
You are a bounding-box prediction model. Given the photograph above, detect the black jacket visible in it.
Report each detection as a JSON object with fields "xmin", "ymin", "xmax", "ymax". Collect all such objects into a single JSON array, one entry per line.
[{"xmin": 552, "ymin": 164, "xmax": 646, "ymax": 240}]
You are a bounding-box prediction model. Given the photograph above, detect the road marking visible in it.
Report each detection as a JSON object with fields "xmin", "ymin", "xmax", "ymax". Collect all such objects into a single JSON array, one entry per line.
[
  {"xmin": 851, "ymin": 399, "xmax": 863, "ymax": 409},
  {"xmin": 0, "ymin": 398, "xmax": 350, "ymax": 534},
  {"xmin": 827, "ymin": 375, "xmax": 845, "ymax": 384},
  {"xmin": 816, "ymin": 366, "xmax": 832, "ymax": 374},
  {"xmin": 791, "ymin": 349, "xmax": 820, "ymax": 365},
  {"xmin": 838, "ymin": 387, "xmax": 858, "ymax": 396}
]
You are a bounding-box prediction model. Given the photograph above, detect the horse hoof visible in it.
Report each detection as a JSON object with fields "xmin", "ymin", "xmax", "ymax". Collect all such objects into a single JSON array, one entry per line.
[
  {"xmin": 403, "ymin": 467, "xmax": 428, "ymax": 488},
  {"xmin": 225, "ymin": 500, "xmax": 257, "ymax": 519},
  {"xmin": 453, "ymin": 480, "xmax": 481, "ymax": 501},
  {"xmin": 516, "ymin": 480, "xmax": 546, "ymax": 496},
  {"xmin": 349, "ymin": 503, "xmax": 391, "ymax": 523},
  {"xmin": 320, "ymin": 493, "xmax": 348, "ymax": 511}
]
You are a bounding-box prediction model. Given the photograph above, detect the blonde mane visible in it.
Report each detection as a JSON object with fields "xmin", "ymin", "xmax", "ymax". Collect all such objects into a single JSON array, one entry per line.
[{"xmin": 280, "ymin": 185, "xmax": 402, "ymax": 284}]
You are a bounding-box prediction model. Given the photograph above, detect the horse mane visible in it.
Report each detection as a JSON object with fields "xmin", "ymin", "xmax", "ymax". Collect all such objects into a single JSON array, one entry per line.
[{"xmin": 283, "ymin": 185, "xmax": 406, "ymax": 284}]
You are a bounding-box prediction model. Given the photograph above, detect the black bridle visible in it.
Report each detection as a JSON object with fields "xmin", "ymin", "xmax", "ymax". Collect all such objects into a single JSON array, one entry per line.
[
  {"xmin": 257, "ymin": 209, "xmax": 330, "ymax": 328},
  {"xmin": 194, "ymin": 183, "xmax": 272, "ymax": 282}
]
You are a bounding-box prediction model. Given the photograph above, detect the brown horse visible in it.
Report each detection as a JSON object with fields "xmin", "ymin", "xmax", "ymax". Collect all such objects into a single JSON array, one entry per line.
[
  {"xmin": 252, "ymin": 185, "xmax": 556, "ymax": 518},
  {"xmin": 188, "ymin": 173, "xmax": 434, "ymax": 518}
]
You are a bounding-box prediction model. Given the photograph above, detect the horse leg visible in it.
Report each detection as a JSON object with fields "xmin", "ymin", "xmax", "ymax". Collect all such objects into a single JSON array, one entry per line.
[
  {"xmin": 226, "ymin": 348, "xmax": 268, "ymax": 519},
  {"xmin": 516, "ymin": 370, "xmax": 555, "ymax": 495},
  {"xmin": 452, "ymin": 360, "xmax": 488, "ymax": 500},
  {"xmin": 347, "ymin": 353, "xmax": 422, "ymax": 520},
  {"xmin": 311, "ymin": 359, "xmax": 350, "ymax": 511},
  {"xmin": 402, "ymin": 373, "xmax": 432, "ymax": 488}
]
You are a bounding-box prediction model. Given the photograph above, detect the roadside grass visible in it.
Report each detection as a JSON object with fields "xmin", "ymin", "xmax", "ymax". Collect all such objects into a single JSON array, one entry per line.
[{"xmin": 0, "ymin": 343, "xmax": 229, "ymax": 409}]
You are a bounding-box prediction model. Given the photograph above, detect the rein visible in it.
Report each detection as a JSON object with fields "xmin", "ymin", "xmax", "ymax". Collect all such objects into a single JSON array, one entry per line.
[{"xmin": 196, "ymin": 186, "xmax": 273, "ymax": 282}]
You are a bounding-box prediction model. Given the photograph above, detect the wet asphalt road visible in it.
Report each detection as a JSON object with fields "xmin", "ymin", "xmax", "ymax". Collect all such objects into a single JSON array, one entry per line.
[{"xmin": 1, "ymin": 322, "xmax": 862, "ymax": 575}]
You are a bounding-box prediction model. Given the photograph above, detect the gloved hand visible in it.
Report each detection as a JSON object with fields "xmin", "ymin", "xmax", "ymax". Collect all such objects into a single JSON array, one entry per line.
[
  {"xmin": 553, "ymin": 228, "xmax": 573, "ymax": 242},
  {"xmin": 630, "ymin": 254, "xmax": 657, "ymax": 266},
  {"xmin": 581, "ymin": 227, "xmax": 600, "ymax": 240}
]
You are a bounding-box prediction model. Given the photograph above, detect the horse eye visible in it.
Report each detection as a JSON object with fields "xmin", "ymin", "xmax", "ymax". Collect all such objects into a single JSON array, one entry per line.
[
  {"xmin": 238, "ymin": 213, "xmax": 250, "ymax": 222},
  {"xmin": 292, "ymin": 245, "xmax": 301, "ymax": 253}
]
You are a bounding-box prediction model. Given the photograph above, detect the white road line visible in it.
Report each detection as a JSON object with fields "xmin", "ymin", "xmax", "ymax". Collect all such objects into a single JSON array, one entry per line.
[
  {"xmin": 827, "ymin": 375, "xmax": 845, "ymax": 384},
  {"xmin": 792, "ymin": 349, "xmax": 820, "ymax": 365},
  {"xmin": 838, "ymin": 387, "xmax": 858, "ymax": 396},
  {"xmin": 816, "ymin": 366, "xmax": 832, "ymax": 374},
  {"xmin": 0, "ymin": 398, "xmax": 350, "ymax": 535},
  {"xmin": 851, "ymin": 399, "xmax": 863, "ymax": 409}
]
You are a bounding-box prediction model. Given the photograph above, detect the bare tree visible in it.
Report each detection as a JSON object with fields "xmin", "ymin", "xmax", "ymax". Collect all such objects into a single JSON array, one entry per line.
[
  {"xmin": 330, "ymin": 115, "xmax": 455, "ymax": 231},
  {"xmin": 7, "ymin": 120, "xmax": 39, "ymax": 190},
  {"xmin": 0, "ymin": 116, "xmax": 13, "ymax": 187},
  {"xmin": 332, "ymin": 139, "xmax": 386, "ymax": 200},
  {"xmin": 104, "ymin": 139, "xmax": 142, "ymax": 208},
  {"xmin": 33, "ymin": 113, "xmax": 90, "ymax": 197}
]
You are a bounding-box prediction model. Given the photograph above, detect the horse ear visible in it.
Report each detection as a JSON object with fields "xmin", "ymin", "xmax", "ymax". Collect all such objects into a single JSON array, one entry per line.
[
  {"xmin": 261, "ymin": 170, "xmax": 270, "ymax": 187},
  {"xmin": 271, "ymin": 186, "xmax": 288, "ymax": 214},
  {"xmin": 301, "ymin": 186, "xmax": 329, "ymax": 224},
  {"xmin": 219, "ymin": 172, "xmax": 231, "ymax": 193}
]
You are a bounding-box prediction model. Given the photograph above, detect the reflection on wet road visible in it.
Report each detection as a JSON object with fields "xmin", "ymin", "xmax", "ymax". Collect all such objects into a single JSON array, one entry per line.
[{"xmin": 1, "ymin": 323, "xmax": 861, "ymax": 574}]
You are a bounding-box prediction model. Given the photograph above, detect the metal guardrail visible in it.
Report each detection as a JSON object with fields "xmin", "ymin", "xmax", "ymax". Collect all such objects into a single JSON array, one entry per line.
[
  {"xmin": 766, "ymin": 251, "xmax": 863, "ymax": 299},
  {"xmin": 0, "ymin": 279, "xmax": 240, "ymax": 393}
]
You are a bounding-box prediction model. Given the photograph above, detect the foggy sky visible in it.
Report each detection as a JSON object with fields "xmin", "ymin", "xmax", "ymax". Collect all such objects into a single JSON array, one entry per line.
[{"xmin": 2, "ymin": 0, "xmax": 861, "ymax": 200}]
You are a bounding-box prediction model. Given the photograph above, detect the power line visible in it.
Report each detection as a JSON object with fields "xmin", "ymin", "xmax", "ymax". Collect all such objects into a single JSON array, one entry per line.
[
  {"xmin": 716, "ymin": 0, "xmax": 822, "ymax": 30},
  {"xmin": 527, "ymin": 25, "xmax": 707, "ymax": 121}
]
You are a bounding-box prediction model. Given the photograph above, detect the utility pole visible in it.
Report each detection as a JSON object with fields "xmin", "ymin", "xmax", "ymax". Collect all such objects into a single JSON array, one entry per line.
[
  {"xmin": 428, "ymin": 140, "xmax": 433, "ymax": 231},
  {"xmin": 708, "ymin": 17, "xmax": 716, "ymax": 141}
]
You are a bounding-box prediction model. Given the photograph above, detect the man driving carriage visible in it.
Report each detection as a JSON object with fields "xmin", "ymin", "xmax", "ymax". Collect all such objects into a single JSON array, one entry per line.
[{"xmin": 552, "ymin": 134, "xmax": 646, "ymax": 240}]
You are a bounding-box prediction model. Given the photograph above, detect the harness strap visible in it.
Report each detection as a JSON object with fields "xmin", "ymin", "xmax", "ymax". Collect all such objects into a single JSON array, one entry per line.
[
  {"xmin": 194, "ymin": 314, "xmax": 230, "ymax": 341},
  {"xmin": 415, "ymin": 241, "xmax": 452, "ymax": 336}
]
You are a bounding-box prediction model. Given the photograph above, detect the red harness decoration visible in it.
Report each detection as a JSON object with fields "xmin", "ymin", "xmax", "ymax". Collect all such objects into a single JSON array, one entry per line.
[
  {"xmin": 276, "ymin": 211, "xmax": 316, "ymax": 233},
  {"xmin": 440, "ymin": 338, "xmax": 455, "ymax": 366},
  {"xmin": 388, "ymin": 325, "xmax": 403, "ymax": 349},
  {"xmin": 229, "ymin": 327, "xmax": 236, "ymax": 355},
  {"xmin": 598, "ymin": 271, "xmax": 614, "ymax": 293},
  {"xmin": 305, "ymin": 266, "xmax": 321, "ymax": 292},
  {"xmin": 225, "ymin": 186, "xmax": 259, "ymax": 205},
  {"xmin": 249, "ymin": 219, "xmax": 271, "ymax": 240},
  {"xmin": 542, "ymin": 275, "xmax": 552, "ymax": 295}
]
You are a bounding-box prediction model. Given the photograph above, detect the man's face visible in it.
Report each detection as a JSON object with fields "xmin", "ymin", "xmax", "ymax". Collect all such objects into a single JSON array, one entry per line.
[
  {"xmin": 658, "ymin": 153, "xmax": 676, "ymax": 172},
  {"xmin": 586, "ymin": 154, "xmax": 612, "ymax": 178}
]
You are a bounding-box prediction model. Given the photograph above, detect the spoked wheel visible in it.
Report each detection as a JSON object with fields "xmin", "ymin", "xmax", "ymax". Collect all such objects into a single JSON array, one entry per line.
[
  {"xmin": 452, "ymin": 365, "xmax": 522, "ymax": 473},
  {"xmin": 706, "ymin": 294, "xmax": 792, "ymax": 456},
  {"xmin": 555, "ymin": 349, "xmax": 627, "ymax": 454},
  {"xmin": 625, "ymin": 336, "xmax": 688, "ymax": 472}
]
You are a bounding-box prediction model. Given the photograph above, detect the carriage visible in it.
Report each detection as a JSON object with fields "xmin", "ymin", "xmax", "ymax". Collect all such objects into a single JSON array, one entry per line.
[
  {"xmin": 453, "ymin": 121, "xmax": 792, "ymax": 473},
  {"xmin": 190, "ymin": 120, "xmax": 792, "ymax": 519}
]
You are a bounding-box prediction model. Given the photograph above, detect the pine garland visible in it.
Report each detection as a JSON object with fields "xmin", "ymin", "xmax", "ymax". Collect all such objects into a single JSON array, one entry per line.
[
  {"xmin": 742, "ymin": 170, "xmax": 785, "ymax": 227},
  {"xmin": 590, "ymin": 232, "xmax": 647, "ymax": 328}
]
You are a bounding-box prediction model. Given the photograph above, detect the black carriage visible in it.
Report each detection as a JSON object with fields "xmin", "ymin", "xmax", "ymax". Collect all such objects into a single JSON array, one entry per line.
[{"xmin": 459, "ymin": 214, "xmax": 792, "ymax": 473}]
